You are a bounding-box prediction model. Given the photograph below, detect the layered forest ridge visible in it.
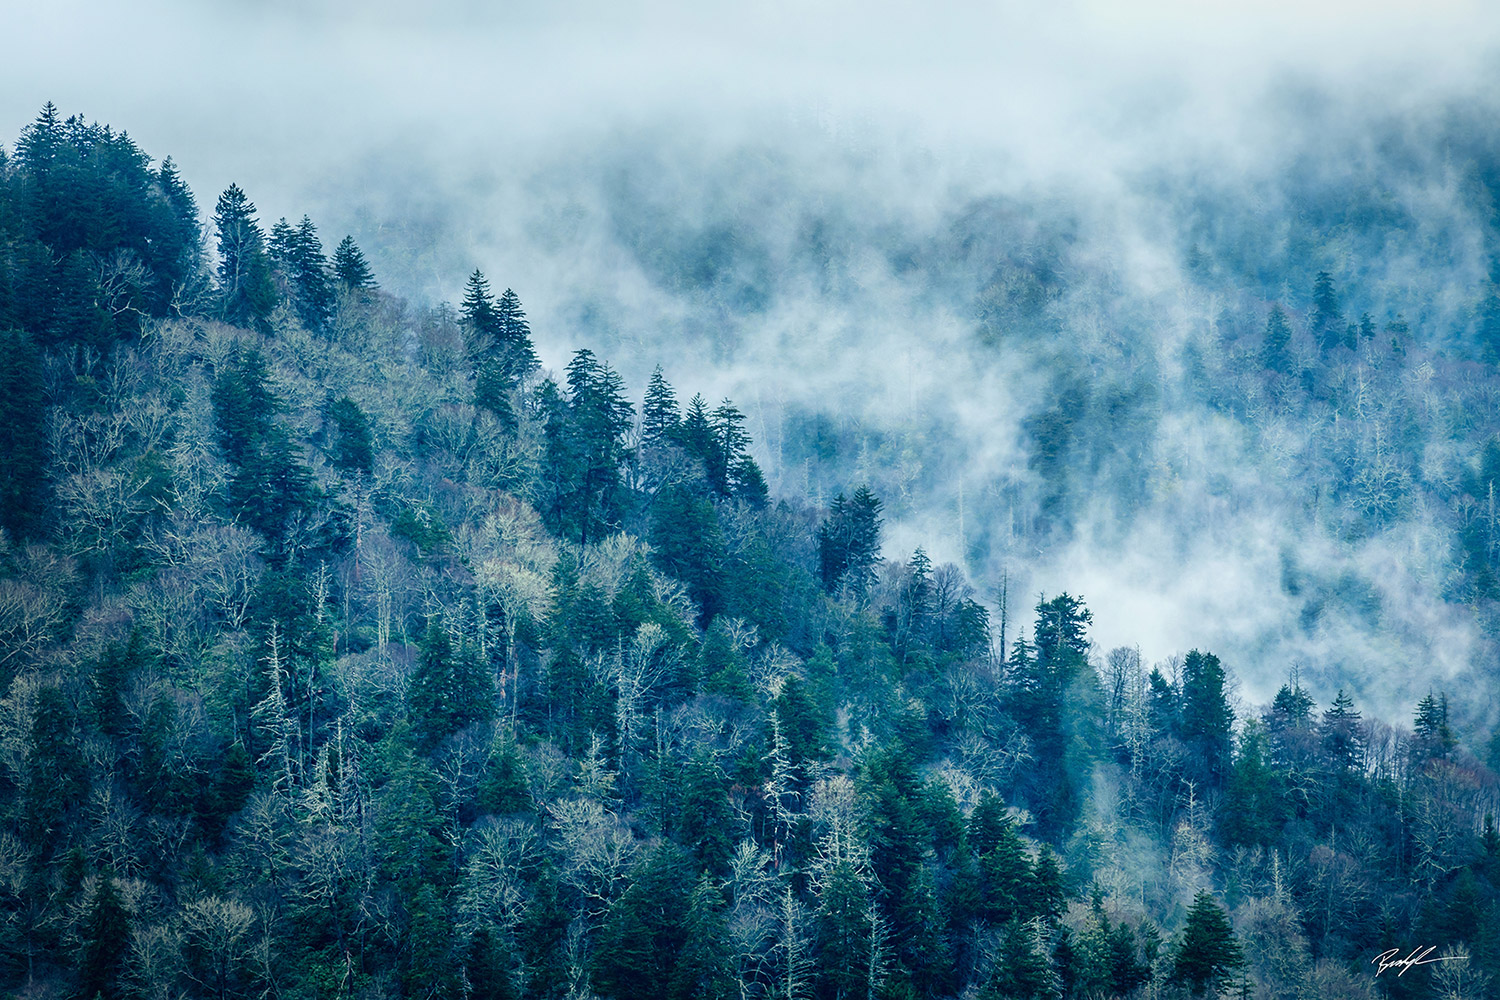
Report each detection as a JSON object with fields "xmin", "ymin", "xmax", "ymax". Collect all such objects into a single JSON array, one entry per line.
[{"xmin": 4, "ymin": 101, "xmax": 1500, "ymax": 1000}]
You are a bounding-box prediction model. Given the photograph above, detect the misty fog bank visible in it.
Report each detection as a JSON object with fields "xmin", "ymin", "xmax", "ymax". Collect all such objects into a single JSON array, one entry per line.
[{"xmin": 8, "ymin": 3, "xmax": 1500, "ymax": 728}]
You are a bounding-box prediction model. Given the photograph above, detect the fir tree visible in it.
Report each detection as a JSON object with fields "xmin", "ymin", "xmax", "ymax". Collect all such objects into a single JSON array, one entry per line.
[
  {"xmin": 213, "ymin": 183, "xmax": 276, "ymax": 329},
  {"xmin": 818, "ymin": 486, "xmax": 883, "ymax": 597},
  {"xmin": 1319, "ymin": 688, "xmax": 1363, "ymax": 771},
  {"xmin": 0, "ymin": 329, "xmax": 47, "ymax": 540},
  {"xmin": 1312, "ymin": 270, "xmax": 1343, "ymax": 352},
  {"xmin": 1179, "ymin": 649, "xmax": 1234, "ymax": 789},
  {"xmin": 1172, "ymin": 891, "xmax": 1244, "ymax": 997},
  {"xmin": 332, "ymin": 234, "xmax": 377, "ymax": 290},
  {"xmin": 641, "ymin": 365, "xmax": 680, "ymax": 446},
  {"xmin": 1261, "ymin": 304, "xmax": 1291, "ymax": 374}
]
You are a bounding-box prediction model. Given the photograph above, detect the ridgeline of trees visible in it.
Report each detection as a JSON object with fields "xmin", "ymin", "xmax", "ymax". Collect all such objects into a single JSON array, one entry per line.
[{"xmin": 4, "ymin": 103, "xmax": 1500, "ymax": 1000}]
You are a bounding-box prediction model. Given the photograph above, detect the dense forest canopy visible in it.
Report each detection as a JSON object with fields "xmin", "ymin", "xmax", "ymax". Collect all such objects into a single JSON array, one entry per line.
[{"xmin": 5, "ymin": 88, "xmax": 1500, "ymax": 1000}]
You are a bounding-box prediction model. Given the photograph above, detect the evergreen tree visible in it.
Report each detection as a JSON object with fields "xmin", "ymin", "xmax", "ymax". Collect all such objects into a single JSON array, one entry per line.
[
  {"xmin": 708, "ymin": 400, "xmax": 750, "ymax": 494},
  {"xmin": 213, "ymin": 183, "xmax": 275, "ymax": 329},
  {"xmin": 813, "ymin": 858, "xmax": 877, "ymax": 1000},
  {"xmin": 155, "ymin": 155, "xmax": 205, "ymax": 306},
  {"xmin": 1261, "ymin": 304, "xmax": 1291, "ymax": 374},
  {"xmin": 1171, "ymin": 891, "xmax": 1244, "ymax": 997},
  {"xmin": 642, "ymin": 365, "xmax": 680, "ymax": 446},
  {"xmin": 818, "ymin": 486, "xmax": 883, "ymax": 597},
  {"xmin": 1179, "ymin": 649, "xmax": 1234, "ymax": 789},
  {"xmin": 78, "ymin": 874, "xmax": 130, "ymax": 999},
  {"xmin": 676, "ymin": 749, "xmax": 735, "ymax": 873},
  {"xmin": 325, "ymin": 395, "xmax": 374, "ymax": 475},
  {"xmin": 286, "ymin": 215, "xmax": 333, "ymax": 330},
  {"xmin": 592, "ymin": 847, "xmax": 693, "ymax": 1000},
  {"xmin": 1413, "ymin": 691, "xmax": 1456, "ymax": 762},
  {"xmin": 0, "ymin": 329, "xmax": 47, "ymax": 540},
  {"xmin": 461, "ymin": 269, "xmax": 498, "ymax": 332},
  {"xmin": 465, "ymin": 273, "xmax": 540, "ymax": 418},
  {"xmin": 550, "ymin": 349, "xmax": 635, "ymax": 545},
  {"xmin": 332, "ymin": 234, "xmax": 377, "ymax": 290},
  {"xmin": 968, "ymin": 794, "xmax": 1033, "ymax": 924},
  {"xmin": 1319, "ymin": 688, "xmax": 1363, "ymax": 771},
  {"xmin": 1312, "ymin": 270, "xmax": 1343, "ymax": 352},
  {"xmin": 670, "ymin": 876, "xmax": 736, "ymax": 1000},
  {"xmin": 494, "ymin": 287, "xmax": 540, "ymax": 379},
  {"xmin": 979, "ymin": 920, "xmax": 1060, "ymax": 1000},
  {"xmin": 408, "ymin": 619, "xmax": 496, "ymax": 752},
  {"xmin": 1219, "ymin": 720, "xmax": 1283, "ymax": 847}
]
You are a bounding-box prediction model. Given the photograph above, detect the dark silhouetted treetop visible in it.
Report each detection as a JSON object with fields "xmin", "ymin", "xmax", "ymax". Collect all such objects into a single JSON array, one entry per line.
[
  {"xmin": 1, "ymin": 105, "xmax": 210, "ymax": 341},
  {"xmin": 461, "ymin": 268, "xmax": 499, "ymax": 334},
  {"xmin": 0, "ymin": 329, "xmax": 47, "ymax": 540},
  {"xmin": 1179, "ymin": 648, "xmax": 1233, "ymax": 788},
  {"xmin": 1412, "ymin": 690, "xmax": 1455, "ymax": 762},
  {"xmin": 1171, "ymin": 891, "xmax": 1243, "ymax": 997},
  {"xmin": 641, "ymin": 365, "xmax": 680, "ymax": 446},
  {"xmin": 463, "ymin": 271, "xmax": 540, "ymax": 388},
  {"xmin": 332, "ymin": 234, "xmax": 377, "ymax": 290},
  {"xmin": 1312, "ymin": 270, "xmax": 1343, "ymax": 351},
  {"xmin": 1319, "ymin": 688, "xmax": 1363, "ymax": 771},
  {"xmin": 1032, "ymin": 591, "xmax": 1092, "ymax": 668},
  {"xmin": 325, "ymin": 394, "xmax": 374, "ymax": 475},
  {"xmin": 213, "ymin": 183, "xmax": 275, "ymax": 329},
  {"xmin": 1261, "ymin": 304, "xmax": 1290, "ymax": 374},
  {"xmin": 818, "ymin": 485, "xmax": 882, "ymax": 597},
  {"xmin": 269, "ymin": 214, "xmax": 333, "ymax": 330},
  {"xmin": 537, "ymin": 350, "xmax": 636, "ymax": 545}
]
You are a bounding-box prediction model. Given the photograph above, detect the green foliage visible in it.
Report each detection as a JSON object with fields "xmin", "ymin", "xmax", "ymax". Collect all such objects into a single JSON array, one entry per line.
[
  {"xmin": 78, "ymin": 874, "xmax": 130, "ymax": 999},
  {"xmin": 408, "ymin": 619, "xmax": 496, "ymax": 752},
  {"xmin": 269, "ymin": 214, "xmax": 334, "ymax": 330},
  {"xmin": 1172, "ymin": 891, "xmax": 1244, "ymax": 997},
  {"xmin": 213, "ymin": 183, "xmax": 276, "ymax": 329},
  {"xmin": 818, "ymin": 485, "xmax": 882, "ymax": 597},
  {"xmin": 592, "ymin": 847, "xmax": 694, "ymax": 1000},
  {"xmin": 1261, "ymin": 304, "xmax": 1291, "ymax": 373},
  {"xmin": 978, "ymin": 920, "xmax": 1060, "ymax": 1000},
  {"xmin": 0, "ymin": 329, "xmax": 47, "ymax": 539},
  {"xmin": 651, "ymin": 484, "xmax": 726, "ymax": 624},
  {"xmin": 12, "ymin": 102, "xmax": 1500, "ymax": 1000},
  {"xmin": 1179, "ymin": 648, "xmax": 1233, "ymax": 789},
  {"xmin": 325, "ymin": 394, "xmax": 374, "ymax": 474},
  {"xmin": 642, "ymin": 365, "xmax": 680, "ymax": 445},
  {"xmin": 332, "ymin": 234, "xmax": 377, "ymax": 290}
]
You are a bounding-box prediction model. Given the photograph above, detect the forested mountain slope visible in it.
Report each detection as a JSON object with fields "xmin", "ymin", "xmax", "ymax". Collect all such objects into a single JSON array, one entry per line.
[{"xmin": 2, "ymin": 103, "xmax": 1500, "ymax": 1000}]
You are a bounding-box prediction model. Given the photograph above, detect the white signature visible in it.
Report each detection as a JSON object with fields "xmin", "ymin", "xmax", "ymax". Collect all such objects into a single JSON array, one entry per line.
[{"xmin": 1371, "ymin": 947, "xmax": 1461, "ymax": 977}]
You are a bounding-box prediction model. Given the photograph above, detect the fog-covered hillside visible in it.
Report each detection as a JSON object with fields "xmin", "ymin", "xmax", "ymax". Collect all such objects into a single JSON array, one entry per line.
[
  {"xmin": 8, "ymin": 5, "xmax": 1500, "ymax": 999},
  {"xmin": 4, "ymin": 93, "xmax": 1500, "ymax": 999}
]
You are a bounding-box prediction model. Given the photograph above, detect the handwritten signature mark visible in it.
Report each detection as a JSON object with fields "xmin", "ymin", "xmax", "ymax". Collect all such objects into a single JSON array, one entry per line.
[{"xmin": 1372, "ymin": 947, "xmax": 1461, "ymax": 977}]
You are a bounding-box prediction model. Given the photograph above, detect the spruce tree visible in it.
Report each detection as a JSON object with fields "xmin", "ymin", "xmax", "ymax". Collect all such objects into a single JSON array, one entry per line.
[
  {"xmin": 461, "ymin": 269, "xmax": 499, "ymax": 334},
  {"xmin": 407, "ymin": 619, "xmax": 496, "ymax": 752},
  {"xmin": 1172, "ymin": 891, "xmax": 1243, "ymax": 997},
  {"xmin": 213, "ymin": 183, "xmax": 275, "ymax": 329},
  {"xmin": 0, "ymin": 329, "xmax": 47, "ymax": 540},
  {"xmin": 332, "ymin": 234, "xmax": 377, "ymax": 290},
  {"xmin": 1319, "ymin": 688, "xmax": 1363, "ymax": 771},
  {"xmin": 1179, "ymin": 649, "xmax": 1234, "ymax": 788},
  {"xmin": 155, "ymin": 156, "xmax": 205, "ymax": 305},
  {"xmin": 1312, "ymin": 270, "xmax": 1343, "ymax": 352},
  {"xmin": 494, "ymin": 287, "xmax": 540, "ymax": 378},
  {"xmin": 642, "ymin": 365, "xmax": 680, "ymax": 446},
  {"xmin": 1261, "ymin": 304, "xmax": 1291, "ymax": 374},
  {"xmin": 288, "ymin": 215, "xmax": 333, "ymax": 330}
]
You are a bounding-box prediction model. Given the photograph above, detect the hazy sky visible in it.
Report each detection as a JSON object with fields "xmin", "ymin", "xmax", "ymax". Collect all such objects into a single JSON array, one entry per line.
[
  {"xmin": 7, "ymin": 2, "xmax": 1500, "ymax": 713},
  {"xmin": 7, "ymin": 0, "xmax": 1499, "ymax": 252}
]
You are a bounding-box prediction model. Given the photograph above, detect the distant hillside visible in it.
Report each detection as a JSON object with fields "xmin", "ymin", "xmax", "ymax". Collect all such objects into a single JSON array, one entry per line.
[{"xmin": 2, "ymin": 103, "xmax": 1498, "ymax": 1000}]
